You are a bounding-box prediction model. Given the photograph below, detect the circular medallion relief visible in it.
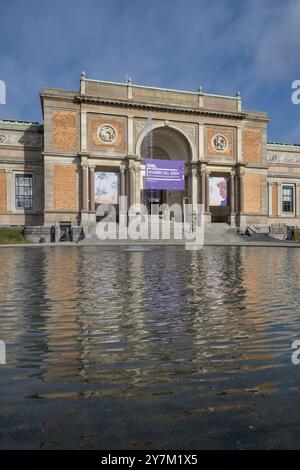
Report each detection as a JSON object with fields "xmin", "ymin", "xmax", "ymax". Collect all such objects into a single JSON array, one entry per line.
[
  {"xmin": 97, "ymin": 124, "xmax": 117, "ymax": 144},
  {"xmin": 212, "ymin": 134, "xmax": 228, "ymax": 152}
]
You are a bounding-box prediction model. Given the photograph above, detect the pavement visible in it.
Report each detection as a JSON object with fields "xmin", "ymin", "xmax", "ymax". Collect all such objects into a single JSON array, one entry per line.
[{"xmin": 1, "ymin": 223, "xmax": 299, "ymax": 248}]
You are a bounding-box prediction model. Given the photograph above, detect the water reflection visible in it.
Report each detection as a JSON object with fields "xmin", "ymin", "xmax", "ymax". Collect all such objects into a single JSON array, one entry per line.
[{"xmin": 0, "ymin": 246, "xmax": 300, "ymax": 449}]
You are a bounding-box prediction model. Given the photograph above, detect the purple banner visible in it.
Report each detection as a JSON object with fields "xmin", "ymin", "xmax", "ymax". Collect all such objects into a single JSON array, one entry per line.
[{"xmin": 145, "ymin": 159, "xmax": 185, "ymax": 190}]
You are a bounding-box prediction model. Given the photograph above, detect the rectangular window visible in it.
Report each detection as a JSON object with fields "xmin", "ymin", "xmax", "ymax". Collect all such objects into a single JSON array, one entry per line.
[
  {"xmin": 15, "ymin": 174, "xmax": 33, "ymax": 209},
  {"xmin": 282, "ymin": 185, "xmax": 294, "ymax": 213}
]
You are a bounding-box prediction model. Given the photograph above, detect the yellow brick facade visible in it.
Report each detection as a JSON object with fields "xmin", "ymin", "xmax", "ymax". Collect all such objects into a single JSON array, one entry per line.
[
  {"xmin": 53, "ymin": 164, "xmax": 77, "ymax": 211},
  {"xmin": 243, "ymin": 129, "xmax": 262, "ymax": 164},
  {"xmin": 206, "ymin": 128, "xmax": 233, "ymax": 157},
  {"xmin": 52, "ymin": 111, "xmax": 77, "ymax": 151},
  {"xmin": 244, "ymin": 174, "xmax": 262, "ymax": 214},
  {"xmin": 90, "ymin": 117, "xmax": 124, "ymax": 150}
]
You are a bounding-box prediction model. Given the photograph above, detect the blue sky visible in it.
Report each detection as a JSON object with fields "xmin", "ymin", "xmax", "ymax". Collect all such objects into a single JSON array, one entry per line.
[{"xmin": 1, "ymin": 0, "xmax": 300, "ymax": 142}]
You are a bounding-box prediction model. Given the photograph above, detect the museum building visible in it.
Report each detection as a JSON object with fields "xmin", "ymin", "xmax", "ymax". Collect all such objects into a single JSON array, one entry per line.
[{"xmin": 1, "ymin": 73, "xmax": 300, "ymax": 240}]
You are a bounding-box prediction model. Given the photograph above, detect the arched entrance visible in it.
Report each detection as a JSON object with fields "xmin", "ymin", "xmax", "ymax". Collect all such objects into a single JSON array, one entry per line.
[{"xmin": 139, "ymin": 125, "xmax": 193, "ymax": 219}]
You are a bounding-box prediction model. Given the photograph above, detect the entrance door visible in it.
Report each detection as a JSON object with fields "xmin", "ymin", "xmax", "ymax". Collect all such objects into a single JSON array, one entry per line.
[
  {"xmin": 144, "ymin": 189, "xmax": 167, "ymax": 215},
  {"xmin": 209, "ymin": 175, "xmax": 230, "ymax": 223}
]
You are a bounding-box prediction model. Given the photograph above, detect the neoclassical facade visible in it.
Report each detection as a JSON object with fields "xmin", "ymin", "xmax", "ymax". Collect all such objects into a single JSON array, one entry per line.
[{"xmin": 1, "ymin": 74, "xmax": 300, "ymax": 238}]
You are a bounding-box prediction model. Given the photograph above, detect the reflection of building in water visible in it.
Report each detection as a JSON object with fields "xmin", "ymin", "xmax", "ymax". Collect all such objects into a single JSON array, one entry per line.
[
  {"xmin": 0, "ymin": 251, "xmax": 21, "ymax": 349},
  {"xmin": 1, "ymin": 246, "xmax": 298, "ymax": 400},
  {"xmin": 42, "ymin": 248, "xmax": 83, "ymax": 381},
  {"xmin": 0, "ymin": 249, "xmax": 53, "ymax": 372},
  {"xmin": 186, "ymin": 248, "xmax": 279, "ymax": 392}
]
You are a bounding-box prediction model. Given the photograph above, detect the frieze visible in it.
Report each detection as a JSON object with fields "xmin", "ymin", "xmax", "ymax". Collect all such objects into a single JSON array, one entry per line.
[
  {"xmin": 135, "ymin": 120, "xmax": 196, "ymax": 141},
  {"xmin": 135, "ymin": 120, "xmax": 146, "ymax": 136},
  {"xmin": 177, "ymin": 123, "xmax": 196, "ymax": 139},
  {"xmin": 267, "ymin": 152, "xmax": 300, "ymax": 164},
  {"xmin": 0, "ymin": 131, "xmax": 42, "ymax": 147}
]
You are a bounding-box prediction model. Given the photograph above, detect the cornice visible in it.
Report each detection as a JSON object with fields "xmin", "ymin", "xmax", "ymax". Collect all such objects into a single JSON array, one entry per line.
[{"xmin": 74, "ymin": 94, "xmax": 247, "ymax": 120}]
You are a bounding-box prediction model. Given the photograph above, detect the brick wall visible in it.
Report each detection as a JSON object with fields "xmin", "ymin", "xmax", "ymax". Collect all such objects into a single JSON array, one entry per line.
[
  {"xmin": 244, "ymin": 174, "xmax": 262, "ymax": 213},
  {"xmin": 243, "ymin": 129, "xmax": 262, "ymax": 164},
  {"xmin": 90, "ymin": 117, "xmax": 124, "ymax": 150},
  {"xmin": 53, "ymin": 164, "xmax": 77, "ymax": 210},
  {"xmin": 206, "ymin": 128, "xmax": 233, "ymax": 157},
  {"xmin": 0, "ymin": 170, "xmax": 6, "ymax": 212},
  {"xmin": 52, "ymin": 111, "xmax": 77, "ymax": 151}
]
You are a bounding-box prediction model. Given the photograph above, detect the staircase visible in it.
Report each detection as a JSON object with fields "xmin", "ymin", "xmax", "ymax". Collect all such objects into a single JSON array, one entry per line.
[
  {"xmin": 204, "ymin": 223, "xmax": 242, "ymax": 244},
  {"xmin": 83, "ymin": 221, "xmax": 243, "ymax": 245}
]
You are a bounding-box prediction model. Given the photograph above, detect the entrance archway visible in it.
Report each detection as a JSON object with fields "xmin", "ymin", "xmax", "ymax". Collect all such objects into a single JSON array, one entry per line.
[{"xmin": 139, "ymin": 125, "xmax": 193, "ymax": 219}]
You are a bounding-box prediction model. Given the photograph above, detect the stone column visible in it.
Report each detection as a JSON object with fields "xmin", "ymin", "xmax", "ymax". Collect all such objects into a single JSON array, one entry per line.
[
  {"xmin": 228, "ymin": 171, "xmax": 236, "ymax": 226},
  {"xmin": 237, "ymin": 126, "xmax": 242, "ymax": 163},
  {"xmin": 230, "ymin": 171, "xmax": 235, "ymax": 213},
  {"xmin": 89, "ymin": 164, "xmax": 95, "ymax": 212},
  {"xmin": 198, "ymin": 123, "xmax": 205, "ymax": 160},
  {"xmin": 120, "ymin": 164, "xmax": 126, "ymax": 197},
  {"xmin": 129, "ymin": 163, "xmax": 136, "ymax": 207},
  {"xmin": 205, "ymin": 170, "xmax": 210, "ymax": 213},
  {"xmin": 296, "ymin": 184, "xmax": 300, "ymax": 218},
  {"xmin": 191, "ymin": 163, "xmax": 199, "ymax": 229},
  {"xmin": 81, "ymin": 160, "xmax": 89, "ymax": 212},
  {"xmin": 80, "ymin": 110, "xmax": 87, "ymax": 152},
  {"xmin": 5, "ymin": 169, "xmax": 14, "ymax": 212},
  {"xmin": 200, "ymin": 168, "xmax": 206, "ymax": 207},
  {"xmin": 127, "ymin": 117, "xmax": 134, "ymax": 155},
  {"xmin": 268, "ymin": 182, "xmax": 273, "ymax": 217},
  {"xmin": 239, "ymin": 170, "xmax": 245, "ymax": 213},
  {"xmin": 119, "ymin": 164, "xmax": 127, "ymax": 227}
]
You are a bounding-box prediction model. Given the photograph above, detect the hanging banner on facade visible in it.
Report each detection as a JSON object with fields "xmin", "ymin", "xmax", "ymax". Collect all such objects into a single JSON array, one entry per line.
[
  {"xmin": 145, "ymin": 159, "xmax": 185, "ymax": 190},
  {"xmin": 209, "ymin": 176, "xmax": 229, "ymax": 206},
  {"xmin": 95, "ymin": 172, "xmax": 118, "ymax": 204}
]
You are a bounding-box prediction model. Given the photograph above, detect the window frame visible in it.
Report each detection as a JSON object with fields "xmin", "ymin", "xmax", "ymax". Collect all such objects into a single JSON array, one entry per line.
[
  {"xmin": 281, "ymin": 184, "xmax": 295, "ymax": 215},
  {"xmin": 15, "ymin": 173, "xmax": 34, "ymax": 211}
]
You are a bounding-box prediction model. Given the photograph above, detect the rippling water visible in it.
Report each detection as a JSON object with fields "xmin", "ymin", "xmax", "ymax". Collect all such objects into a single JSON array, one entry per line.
[{"xmin": 1, "ymin": 246, "xmax": 300, "ymax": 449}]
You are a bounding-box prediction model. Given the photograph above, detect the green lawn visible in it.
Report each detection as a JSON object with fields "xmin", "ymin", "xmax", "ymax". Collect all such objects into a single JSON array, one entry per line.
[
  {"xmin": 294, "ymin": 229, "xmax": 300, "ymax": 241},
  {"xmin": 0, "ymin": 227, "xmax": 28, "ymax": 244}
]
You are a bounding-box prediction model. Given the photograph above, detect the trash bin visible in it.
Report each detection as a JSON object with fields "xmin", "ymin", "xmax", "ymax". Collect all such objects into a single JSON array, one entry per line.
[
  {"xmin": 287, "ymin": 226, "xmax": 294, "ymax": 240},
  {"xmin": 50, "ymin": 226, "xmax": 56, "ymax": 243}
]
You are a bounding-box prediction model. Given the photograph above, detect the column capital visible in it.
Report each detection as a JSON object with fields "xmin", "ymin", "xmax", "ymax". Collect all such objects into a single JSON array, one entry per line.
[
  {"xmin": 88, "ymin": 164, "xmax": 96, "ymax": 171},
  {"xmin": 126, "ymin": 153, "xmax": 138, "ymax": 160},
  {"xmin": 128, "ymin": 163, "xmax": 136, "ymax": 172},
  {"xmin": 80, "ymin": 157, "xmax": 88, "ymax": 169},
  {"xmin": 120, "ymin": 164, "xmax": 126, "ymax": 174},
  {"xmin": 191, "ymin": 166, "xmax": 198, "ymax": 176},
  {"xmin": 78, "ymin": 151, "xmax": 90, "ymax": 158}
]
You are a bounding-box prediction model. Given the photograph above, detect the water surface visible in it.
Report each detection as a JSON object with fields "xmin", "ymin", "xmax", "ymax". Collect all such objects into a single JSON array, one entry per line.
[{"xmin": 0, "ymin": 246, "xmax": 300, "ymax": 449}]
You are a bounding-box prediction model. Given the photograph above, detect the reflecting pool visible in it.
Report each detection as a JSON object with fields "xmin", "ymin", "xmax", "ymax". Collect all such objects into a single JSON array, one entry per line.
[{"xmin": 0, "ymin": 246, "xmax": 300, "ymax": 449}]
